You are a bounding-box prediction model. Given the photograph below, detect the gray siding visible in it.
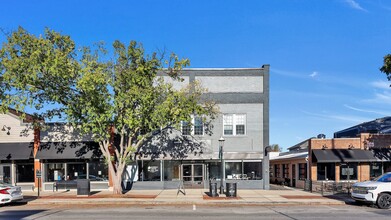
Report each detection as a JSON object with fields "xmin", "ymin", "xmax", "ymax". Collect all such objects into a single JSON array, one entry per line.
[
  {"xmin": 0, "ymin": 113, "xmax": 34, "ymax": 143},
  {"xmin": 197, "ymin": 104, "xmax": 263, "ymax": 153},
  {"xmin": 160, "ymin": 66, "xmax": 270, "ymax": 159}
]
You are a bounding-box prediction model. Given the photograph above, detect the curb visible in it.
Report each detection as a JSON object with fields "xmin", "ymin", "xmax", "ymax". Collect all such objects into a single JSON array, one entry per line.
[{"xmin": 25, "ymin": 198, "xmax": 347, "ymax": 206}]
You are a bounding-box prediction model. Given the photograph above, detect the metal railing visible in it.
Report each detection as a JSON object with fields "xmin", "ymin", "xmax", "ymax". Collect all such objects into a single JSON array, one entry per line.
[{"xmin": 304, "ymin": 180, "xmax": 356, "ymax": 196}]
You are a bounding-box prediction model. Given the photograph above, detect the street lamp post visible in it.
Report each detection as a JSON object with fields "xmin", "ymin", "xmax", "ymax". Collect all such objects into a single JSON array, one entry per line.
[{"xmin": 219, "ymin": 136, "xmax": 225, "ymax": 194}]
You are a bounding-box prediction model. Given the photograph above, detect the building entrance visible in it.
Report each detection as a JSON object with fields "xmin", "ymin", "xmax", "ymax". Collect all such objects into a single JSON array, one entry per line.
[
  {"xmin": 0, "ymin": 165, "xmax": 12, "ymax": 184},
  {"xmin": 182, "ymin": 164, "xmax": 204, "ymax": 188}
]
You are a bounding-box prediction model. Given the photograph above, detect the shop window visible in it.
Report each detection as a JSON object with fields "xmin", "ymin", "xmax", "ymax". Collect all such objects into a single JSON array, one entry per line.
[
  {"xmin": 225, "ymin": 162, "xmax": 242, "ymax": 179},
  {"xmin": 16, "ymin": 164, "xmax": 34, "ymax": 182},
  {"xmin": 208, "ymin": 162, "xmax": 221, "ymax": 180},
  {"xmin": 139, "ymin": 160, "xmax": 161, "ymax": 181},
  {"xmin": 384, "ymin": 162, "xmax": 391, "ymax": 173},
  {"xmin": 370, "ymin": 162, "xmax": 383, "ymax": 179},
  {"xmin": 282, "ymin": 164, "xmax": 289, "ymax": 178},
  {"xmin": 0, "ymin": 165, "xmax": 11, "ymax": 184},
  {"xmin": 340, "ymin": 163, "xmax": 357, "ymax": 180},
  {"xmin": 67, "ymin": 163, "xmax": 86, "ymax": 180},
  {"xmin": 88, "ymin": 160, "xmax": 108, "ymax": 181},
  {"xmin": 163, "ymin": 161, "xmax": 181, "ymax": 181},
  {"xmin": 317, "ymin": 163, "xmax": 335, "ymax": 181},
  {"xmin": 274, "ymin": 164, "xmax": 280, "ymax": 177},
  {"xmin": 299, "ymin": 163, "xmax": 307, "ymax": 180},
  {"xmin": 243, "ymin": 162, "xmax": 262, "ymax": 180},
  {"xmin": 45, "ymin": 163, "xmax": 65, "ymax": 182}
]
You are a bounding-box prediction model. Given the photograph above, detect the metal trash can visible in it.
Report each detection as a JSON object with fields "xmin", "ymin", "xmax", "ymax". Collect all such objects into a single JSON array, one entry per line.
[
  {"xmin": 225, "ymin": 182, "xmax": 237, "ymax": 197},
  {"xmin": 77, "ymin": 179, "xmax": 90, "ymax": 196},
  {"xmin": 209, "ymin": 180, "xmax": 218, "ymax": 197}
]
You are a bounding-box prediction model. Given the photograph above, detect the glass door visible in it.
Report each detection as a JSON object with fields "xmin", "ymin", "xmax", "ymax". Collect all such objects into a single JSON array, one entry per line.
[
  {"xmin": 182, "ymin": 164, "xmax": 192, "ymax": 182},
  {"xmin": 182, "ymin": 164, "xmax": 204, "ymax": 188},
  {"xmin": 0, "ymin": 165, "xmax": 12, "ymax": 184}
]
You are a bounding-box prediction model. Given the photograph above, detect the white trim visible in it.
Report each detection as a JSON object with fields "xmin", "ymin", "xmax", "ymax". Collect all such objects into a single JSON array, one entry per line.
[
  {"xmin": 181, "ymin": 115, "xmax": 204, "ymax": 136},
  {"xmin": 223, "ymin": 114, "xmax": 247, "ymax": 136}
]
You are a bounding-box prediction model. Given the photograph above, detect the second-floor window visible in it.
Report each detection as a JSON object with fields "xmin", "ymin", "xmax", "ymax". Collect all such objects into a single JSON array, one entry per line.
[
  {"xmin": 223, "ymin": 114, "xmax": 246, "ymax": 136},
  {"xmin": 181, "ymin": 116, "xmax": 204, "ymax": 136}
]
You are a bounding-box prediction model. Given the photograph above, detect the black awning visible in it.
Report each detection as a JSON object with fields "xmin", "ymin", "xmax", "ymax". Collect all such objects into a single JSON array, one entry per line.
[
  {"xmin": 0, "ymin": 142, "xmax": 34, "ymax": 160},
  {"xmin": 35, "ymin": 142, "xmax": 101, "ymax": 159},
  {"xmin": 312, "ymin": 149, "xmax": 378, "ymax": 163}
]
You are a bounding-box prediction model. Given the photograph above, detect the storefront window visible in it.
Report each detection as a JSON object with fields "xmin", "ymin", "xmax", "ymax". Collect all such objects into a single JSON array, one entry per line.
[
  {"xmin": 384, "ymin": 162, "xmax": 391, "ymax": 173},
  {"xmin": 225, "ymin": 162, "xmax": 242, "ymax": 179},
  {"xmin": 243, "ymin": 162, "xmax": 262, "ymax": 180},
  {"xmin": 339, "ymin": 163, "xmax": 357, "ymax": 180},
  {"xmin": 45, "ymin": 163, "xmax": 65, "ymax": 182},
  {"xmin": 140, "ymin": 160, "xmax": 161, "ymax": 181},
  {"xmin": 88, "ymin": 160, "xmax": 108, "ymax": 181},
  {"xmin": 274, "ymin": 164, "xmax": 280, "ymax": 177},
  {"xmin": 164, "ymin": 161, "xmax": 181, "ymax": 181},
  {"xmin": 299, "ymin": 163, "xmax": 307, "ymax": 180},
  {"xmin": 67, "ymin": 163, "xmax": 86, "ymax": 180},
  {"xmin": 282, "ymin": 164, "xmax": 289, "ymax": 178},
  {"xmin": 370, "ymin": 162, "xmax": 383, "ymax": 179},
  {"xmin": 317, "ymin": 163, "xmax": 335, "ymax": 181},
  {"xmin": 0, "ymin": 165, "xmax": 12, "ymax": 184},
  {"xmin": 16, "ymin": 164, "xmax": 34, "ymax": 182},
  {"xmin": 208, "ymin": 162, "xmax": 221, "ymax": 180}
]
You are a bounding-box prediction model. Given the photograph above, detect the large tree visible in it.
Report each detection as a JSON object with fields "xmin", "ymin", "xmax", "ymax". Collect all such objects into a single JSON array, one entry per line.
[
  {"xmin": 380, "ymin": 54, "xmax": 391, "ymax": 84},
  {"xmin": 0, "ymin": 27, "xmax": 217, "ymax": 194}
]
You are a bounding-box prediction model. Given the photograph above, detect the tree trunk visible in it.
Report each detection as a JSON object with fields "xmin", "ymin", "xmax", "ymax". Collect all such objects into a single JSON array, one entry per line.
[{"xmin": 108, "ymin": 159, "xmax": 126, "ymax": 195}]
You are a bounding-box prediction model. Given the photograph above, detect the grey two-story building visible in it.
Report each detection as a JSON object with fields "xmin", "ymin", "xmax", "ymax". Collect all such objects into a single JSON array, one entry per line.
[{"xmin": 131, "ymin": 65, "xmax": 270, "ymax": 189}]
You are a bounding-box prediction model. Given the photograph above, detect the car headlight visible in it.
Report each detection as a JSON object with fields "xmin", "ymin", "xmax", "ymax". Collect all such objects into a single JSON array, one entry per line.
[{"xmin": 366, "ymin": 186, "xmax": 377, "ymax": 190}]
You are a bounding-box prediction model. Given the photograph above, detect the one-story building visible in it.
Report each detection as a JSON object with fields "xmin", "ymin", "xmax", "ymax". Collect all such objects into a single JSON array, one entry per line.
[{"xmin": 270, "ymin": 117, "xmax": 391, "ymax": 191}]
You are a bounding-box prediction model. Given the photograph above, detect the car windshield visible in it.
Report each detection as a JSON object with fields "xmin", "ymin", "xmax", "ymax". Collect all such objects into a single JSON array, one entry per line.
[{"xmin": 374, "ymin": 173, "xmax": 391, "ymax": 182}]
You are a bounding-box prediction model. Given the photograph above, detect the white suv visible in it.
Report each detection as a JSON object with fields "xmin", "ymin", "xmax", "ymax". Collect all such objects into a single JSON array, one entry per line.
[{"xmin": 351, "ymin": 172, "xmax": 391, "ymax": 209}]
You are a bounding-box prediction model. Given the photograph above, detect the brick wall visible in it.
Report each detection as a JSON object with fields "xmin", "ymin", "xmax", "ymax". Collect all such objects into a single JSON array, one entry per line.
[{"xmin": 309, "ymin": 133, "xmax": 391, "ymax": 182}]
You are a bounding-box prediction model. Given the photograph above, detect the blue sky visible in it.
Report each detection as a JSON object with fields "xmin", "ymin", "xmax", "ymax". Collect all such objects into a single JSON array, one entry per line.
[{"xmin": 1, "ymin": 0, "xmax": 390, "ymax": 150}]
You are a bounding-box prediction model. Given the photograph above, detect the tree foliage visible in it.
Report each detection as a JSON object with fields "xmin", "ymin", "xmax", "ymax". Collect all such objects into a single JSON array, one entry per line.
[
  {"xmin": 0, "ymin": 27, "xmax": 79, "ymax": 116},
  {"xmin": 380, "ymin": 54, "xmax": 391, "ymax": 84},
  {"xmin": 0, "ymin": 27, "xmax": 217, "ymax": 194}
]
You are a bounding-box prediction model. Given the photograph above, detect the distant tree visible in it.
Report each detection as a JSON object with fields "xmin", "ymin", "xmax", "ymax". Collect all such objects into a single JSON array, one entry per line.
[
  {"xmin": 270, "ymin": 144, "xmax": 281, "ymax": 152},
  {"xmin": 380, "ymin": 54, "xmax": 391, "ymax": 85},
  {"xmin": 0, "ymin": 27, "xmax": 217, "ymax": 194}
]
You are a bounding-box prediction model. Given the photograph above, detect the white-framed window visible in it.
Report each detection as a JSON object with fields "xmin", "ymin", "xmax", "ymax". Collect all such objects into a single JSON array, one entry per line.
[
  {"xmin": 223, "ymin": 114, "xmax": 246, "ymax": 136},
  {"xmin": 181, "ymin": 116, "xmax": 204, "ymax": 136}
]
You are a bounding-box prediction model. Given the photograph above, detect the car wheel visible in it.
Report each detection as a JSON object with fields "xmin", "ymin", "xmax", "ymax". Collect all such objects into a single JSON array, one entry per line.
[{"xmin": 376, "ymin": 193, "xmax": 391, "ymax": 209}]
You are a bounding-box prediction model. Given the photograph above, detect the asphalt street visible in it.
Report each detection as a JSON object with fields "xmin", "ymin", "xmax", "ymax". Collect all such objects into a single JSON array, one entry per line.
[{"xmin": 1, "ymin": 204, "xmax": 390, "ymax": 220}]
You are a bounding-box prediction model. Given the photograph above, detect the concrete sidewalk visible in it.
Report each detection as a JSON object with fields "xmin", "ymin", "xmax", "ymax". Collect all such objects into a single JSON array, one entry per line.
[{"xmin": 21, "ymin": 187, "xmax": 353, "ymax": 206}]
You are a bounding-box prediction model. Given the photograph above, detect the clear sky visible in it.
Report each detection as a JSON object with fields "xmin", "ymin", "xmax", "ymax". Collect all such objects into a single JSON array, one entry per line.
[{"xmin": 1, "ymin": 0, "xmax": 390, "ymax": 150}]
